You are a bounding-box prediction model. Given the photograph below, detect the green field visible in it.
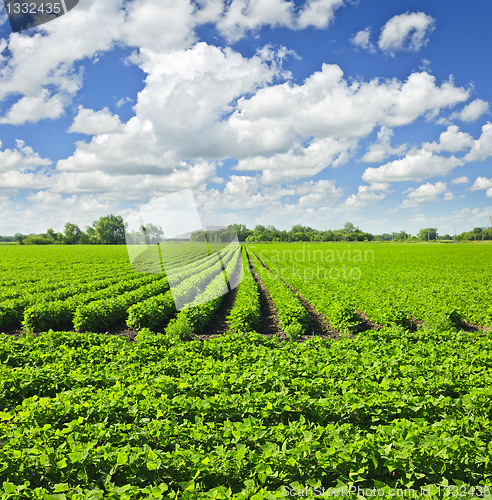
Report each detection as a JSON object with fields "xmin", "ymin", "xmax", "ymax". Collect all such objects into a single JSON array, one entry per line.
[{"xmin": 1, "ymin": 243, "xmax": 491, "ymax": 498}]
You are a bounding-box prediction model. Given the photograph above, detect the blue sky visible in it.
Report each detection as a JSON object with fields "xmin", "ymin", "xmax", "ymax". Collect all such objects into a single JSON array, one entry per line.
[{"xmin": 0, "ymin": 0, "xmax": 491, "ymax": 236}]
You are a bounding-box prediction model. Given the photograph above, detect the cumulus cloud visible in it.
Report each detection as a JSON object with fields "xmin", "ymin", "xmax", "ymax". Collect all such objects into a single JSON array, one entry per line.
[
  {"xmin": 471, "ymin": 177, "xmax": 492, "ymax": 197},
  {"xmin": 235, "ymin": 137, "xmax": 355, "ymax": 185},
  {"xmin": 399, "ymin": 181, "xmax": 447, "ymax": 209},
  {"xmin": 0, "ymin": 0, "xmax": 123, "ymax": 124},
  {"xmin": 350, "ymin": 27, "xmax": 376, "ymax": 53},
  {"xmin": 52, "ymin": 162, "xmax": 217, "ymax": 201},
  {"xmin": 378, "ymin": 12, "xmax": 435, "ymax": 53},
  {"xmin": 296, "ymin": 179, "xmax": 344, "ymax": 207},
  {"xmin": 0, "ymin": 192, "xmax": 115, "ymax": 234},
  {"xmin": 361, "ymin": 127, "xmax": 407, "ymax": 162},
  {"xmin": 363, "ymin": 150, "xmax": 462, "ymax": 183},
  {"xmin": 452, "ymin": 99, "xmax": 489, "ymax": 122},
  {"xmin": 58, "ymin": 43, "xmax": 283, "ymax": 174},
  {"xmin": 451, "ymin": 176, "xmax": 469, "ymax": 185},
  {"xmin": 297, "ymin": 0, "xmax": 345, "ymax": 29},
  {"xmin": 342, "ymin": 183, "xmax": 390, "ymax": 210},
  {"xmin": 200, "ymin": 174, "xmax": 295, "ymax": 211},
  {"xmin": 69, "ymin": 107, "xmax": 124, "ymax": 135},
  {"xmin": 0, "ymin": 140, "xmax": 51, "ymax": 173},
  {"xmin": 230, "ymin": 68, "xmax": 469, "ymax": 151},
  {"xmin": 0, "ymin": 91, "xmax": 67, "ymax": 125},
  {"xmin": 216, "ymin": 0, "xmax": 294, "ymax": 41},
  {"xmin": 423, "ymin": 125, "xmax": 474, "ymax": 153},
  {"xmin": 120, "ymin": 0, "xmax": 196, "ymax": 50},
  {"xmin": 58, "ymin": 48, "xmax": 470, "ymax": 188},
  {"xmin": 0, "ymin": 139, "xmax": 52, "ymax": 193},
  {"xmin": 464, "ymin": 122, "xmax": 492, "ymax": 162}
]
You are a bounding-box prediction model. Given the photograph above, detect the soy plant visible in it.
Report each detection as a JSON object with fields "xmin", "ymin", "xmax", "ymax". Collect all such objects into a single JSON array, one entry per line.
[{"xmin": 227, "ymin": 248, "xmax": 261, "ymax": 333}]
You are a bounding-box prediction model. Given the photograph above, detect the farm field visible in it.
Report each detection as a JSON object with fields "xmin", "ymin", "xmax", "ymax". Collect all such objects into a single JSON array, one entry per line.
[{"xmin": 0, "ymin": 243, "xmax": 491, "ymax": 498}]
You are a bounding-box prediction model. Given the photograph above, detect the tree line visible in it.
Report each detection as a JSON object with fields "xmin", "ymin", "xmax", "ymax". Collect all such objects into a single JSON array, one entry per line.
[
  {"xmin": 1, "ymin": 218, "xmax": 491, "ymax": 245},
  {"xmin": 11, "ymin": 215, "xmax": 126, "ymax": 245}
]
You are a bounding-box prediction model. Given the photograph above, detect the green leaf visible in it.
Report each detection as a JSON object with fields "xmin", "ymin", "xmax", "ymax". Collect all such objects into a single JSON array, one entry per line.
[
  {"xmin": 117, "ymin": 451, "xmax": 128, "ymax": 465},
  {"xmin": 3, "ymin": 483, "xmax": 16, "ymax": 494}
]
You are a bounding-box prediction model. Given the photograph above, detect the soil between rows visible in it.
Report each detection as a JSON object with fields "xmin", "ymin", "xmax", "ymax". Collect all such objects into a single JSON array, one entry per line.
[
  {"xmin": 250, "ymin": 250, "xmax": 342, "ymax": 340},
  {"xmin": 246, "ymin": 250, "xmax": 286, "ymax": 339}
]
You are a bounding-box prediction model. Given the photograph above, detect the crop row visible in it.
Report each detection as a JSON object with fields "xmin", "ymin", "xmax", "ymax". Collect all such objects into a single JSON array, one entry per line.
[
  {"xmin": 249, "ymin": 252, "xmax": 311, "ymax": 339},
  {"xmin": 252, "ymin": 243, "xmax": 492, "ymax": 333},
  {"xmin": 226, "ymin": 248, "xmax": 261, "ymax": 333},
  {"xmin": 0, "ymin": 272, "xmax": 157, "ymax": 331},
  {"xmin": 21, "ymin": 274, "xmax": 164, "ymax": 333},
  {"xmin": 164, "ymin": 247, "xmax": 242, "ymax": 338},
  {"xmin": 126, "ymin": 245, "xmax": 242, "ymax": 334}
]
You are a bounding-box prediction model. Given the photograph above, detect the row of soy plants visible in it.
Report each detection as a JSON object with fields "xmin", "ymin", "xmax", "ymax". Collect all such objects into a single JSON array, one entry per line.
[
  {"xmin": 0, "ymin": 244, "xmax": 242, "ymax": 336},
  {"xmin": 0, "ymin": 328, "xmax": 491, "ymax": 497},
  {"xmin": 249, "ymin": 242, "xmax": 492, "ymax": 334}
]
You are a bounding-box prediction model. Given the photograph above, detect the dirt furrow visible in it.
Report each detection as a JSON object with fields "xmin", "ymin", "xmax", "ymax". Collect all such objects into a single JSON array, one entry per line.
[
  {"xmin": 246, "ymin": 250, "xmax": 286, "ymax": 338},
  {"xmin": 195, "ymin": 286, "xmax": 238, "ymax": 339},
  {"xmin": 251, "ymin": 251, "xmax": 341, "ymax": 340}
]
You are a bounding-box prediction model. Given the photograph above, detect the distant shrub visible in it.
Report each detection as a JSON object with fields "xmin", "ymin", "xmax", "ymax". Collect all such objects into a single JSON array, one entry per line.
[{"xmin": 24, "ymin": 236, "xmax": 51, "ymax": 245}]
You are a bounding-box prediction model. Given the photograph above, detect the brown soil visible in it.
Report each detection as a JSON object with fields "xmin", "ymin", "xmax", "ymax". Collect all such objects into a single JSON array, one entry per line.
[
  {"xmin": 195, "ymin": 286, "xmax": 238, "ymax": 339},
  {"xmin": 357, "ymin": 310, "xmax": 383, "ymax": 332},
  {"xmin": 409, "ymin": 316, "xmax": 426, "ymax": 330},
  {"xmin": 458, "ymin": 320, "xmax": 492, "ymax": 333},
  {"xmin": 251, "ymin": 251, "xmax": 341, "ymax": 340},
  {"xmin": 246, "ymin": 250, "xmax": 286, "ymax": 339}
]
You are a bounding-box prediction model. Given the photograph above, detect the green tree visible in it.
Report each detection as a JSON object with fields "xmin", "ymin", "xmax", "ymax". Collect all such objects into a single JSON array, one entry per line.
[
  {"xmin": 418, "ymin": 228, "xmax": 437, "ymax": 241},
  {"xmin": 343, "ymin": 222, "xmax": 357, "ymax": 234},
  {"xmin": 93, "ymin": 214, "xmax": 125, "ymax": 245},
  {"xmin": 64, "ymin": 222, "xmax": 82, "ymax": 245},
  {"xmin": 46, "ymin": 228, "xmax": 56, "ymax": 243}
]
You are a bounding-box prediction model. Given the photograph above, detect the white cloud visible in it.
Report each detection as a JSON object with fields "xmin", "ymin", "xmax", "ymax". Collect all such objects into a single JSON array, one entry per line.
[
  {"xmin": 363, "ymin": 149, "xmax": 462, "ymax": 183},
  {"xmin": 453, "ymin": 99, "xmax": 489, "ymax": 122},
  {"xmin": 444, "ymin": 192, "xmax": 454, "ymax": 201},
  {"xmin": 471, "ymin": 177, "xmax": 492, "ymax": 198},
  {"xmin": 296, "ymin": 179, "xmax": 344, "ymax": 207},
  {"xmin": 423, "ymin": 125, "xmax": 474, "ymax": 153},
  {"xmin": 400, "ymin": 181, "xmax": 447, "ymax": 209},
  {"xmin": 342, "ymin": 183, "xmax": 390, "ymax": 210},
  {"xmin": 464, "ymin": 122, "xmax": 492, "ymax": 162},
  {"xmin": 297, "ymin": 0, "xmax": 345, "ymax": 29},
  {"xmin": 451, "ymin": 176, "xmax": 469, "ymax": 185},
  {"xmin": 0, "ymin": 91, "xmax": 66, "ymax": 125},
  {"xmin": 0, "ymin": 140, "xmax": 51, "ymax": 173},
  {"xmin": 69, "ymin": 107, "xmax": 124, "ymax": 135},
  {"xmin": 200, "ymin": 175, "xmax": 294, "ymax": 210},
  {"xmin": 121, "ymin": 0, "xmax": 196, "ymax": 50},
  {"xmin": 53, "ymin": 162, "xmax": 217, "ymax": 198},
  {"xmin": 59, "ymin": 50, "xmax": 470, "ymax": 187},
  {"xmin": 378, "ymin": 12, "xmax": 435, "ymax": 53},
  {"xmin": 0, "ymin": 171, "xmax": 51, "ymax": 191},
  {"xmin": 361, "ymin": 127, "xmax": 406, "ymax": 162},
  {"xmin": 0, "ymin": 192, "xmax": 114, "ymax": 234},
  {"xmin": 231, "ymin": 68, "xmax": 469, "ymax": 147},
  {"xmin": 350, "ymin": 27, "xmax": 376, "ymax": 53},
  {"xmin": 216, "ymin": 0, "xmax": 294, "ymax": 41},
  {"xmin": 0, "ymin": 0, "xmax": 123, "ymax": 124},
  {"xmin": 235, "ymin": 137, "xmax": 355, "ymax": 185},
  {"xmin": 58, "ymin": 43, "xmax": 283, "ymax": 174}
]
